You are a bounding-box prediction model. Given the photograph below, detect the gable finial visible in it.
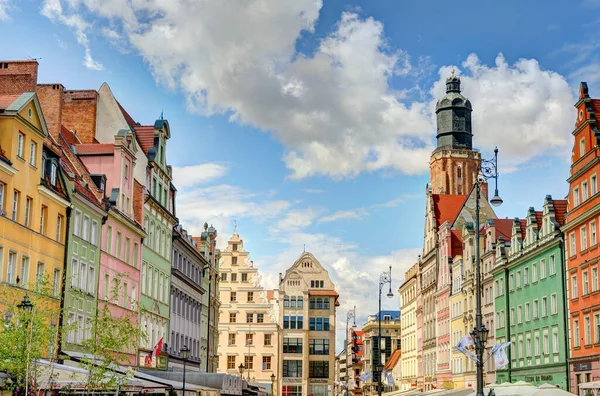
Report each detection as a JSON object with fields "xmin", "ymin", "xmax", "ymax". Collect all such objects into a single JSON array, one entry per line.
[
  {"xmin": 160, "ymin": 110, "xmax": 164, "ymax": 120},
  {"xmin": 303, "ymin": 244, "xmax": 306, "ymax": 253},
  {"xmin": 233, "ymin": 219, "xmax": 237, "ymax": 233}
]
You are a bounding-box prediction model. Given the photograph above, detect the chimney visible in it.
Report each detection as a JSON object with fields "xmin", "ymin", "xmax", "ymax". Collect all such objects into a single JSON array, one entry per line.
[
  {"xmin": 37, "ymin": 83, "xmax": 65, "ymax": 140},
  {"xmin": 0, "ymin": 60, "xmax": 39, "ymax": 95}
]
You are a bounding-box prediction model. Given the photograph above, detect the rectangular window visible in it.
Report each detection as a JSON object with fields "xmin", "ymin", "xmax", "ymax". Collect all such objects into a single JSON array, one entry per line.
[
  {"xmin": 0, "ymin": 183, "xmax": 4, "ymax": 213},
  {"xmin": 525, "ymin": 302, "xmax": 530, "ymax": 322},
  {"xmin": 593, "ymin": 175, "xmax": 598, "ymax": 195},
  {"xmin": 141, "ymin": 263, "xmax": 147, "ymax": 294},
  {"xmin": 257, "ymin": 313, "xmax": 264, "ymax": 323},
  {"xmin": 552, "ymin": 327, "xmax": 559, "ymax": 354},
  {"xmin": 582, "ymin": 226, "xmax": 589, "ymax": 251},
  {"xmin": 283, "ymin": 338, "xmax": 303, "ymax": 353},
  {"xmin": 12, "ymin": 190, "xmax": 19, "ymax": 221},
  {"xmin": 263, "ymin": 356, "xmax": 272, "ymax": 370},
  {"xmin": 246, "ymin": 333, "xmax": 254, "ymax": 346},
  {"xmin": 575, "ymin": 319, "xmax": 581, "ymax": 347},
  {"xmin": 24, "ymin": 197, "xmax": 31, "ymax": 227},
  {"xmin": 56, "ymin": 215, "xmax": 63, "ymax": 242},
  {"xmin": 20, "ymin": 255, "xmax": 29, "ymax": 286},
  {"xmin": 532, "ymin": 263, "xmax": 537, "ymax": 282},
  {"xmin": 583, "ymin": 181, "xmax": 589, "ymax": 201},
  {"xmin": 247, "ymin": 313, "xmax": 254, "ymax": 323},
  {"xmin": 232, "ymin": 244, "xmax": 238, "ymax": 251},
  {"xmin": 510, "ymin": 308, "xmax": 515, "ymax": 325},
  {"xmin": 80, "ymin": 261, "xmax": 87, "ymax": 292},
  {"xmin": 526, "ymin": 334, "xmax": 532, "ymax": 356},
  {"xmin": 244, "ymin": 356, "xmax": 254, "ymax": 370},
  {"xmin": 574, "ymin": 187, "xmax": 580, "ymax": 206},
  {"xmin": 596, "ymin": 314, "xmax": 600, "ymax": 344},
  {"xmin": 542, "ymin": 297, "xmax": 548, "ymax": 317},
  {"xmin": 543, "ymin": 332, "xmax": 549, "ymax": 355},
  {"xmin": 17, "ymin": 132, "xmax": 24, "ymax": 157},
  {"xmin": 573, "ymin": 275, "xmax": 578, "ymax": 299},
  {"xmin": 35, "ymin": 262, "xmax": 44, "ymax": 288},
  {"xmin": 518, "ymin": 305, "xmax": 522, "ymax": 324},
  {"xmin": 73, "ymin": 210, "xmax": 82, "ymax": 237},
  {"xmin": 53, "ymin": 269, "xmax": 60, "ymax": 296},
  {"xmin": 242, "ymin": 273, "xmax": 248, "ymax": 282},
  {"xmin": 594, "ymin": 268, "xmax": 599, "ymax": 292},
  {"xmin": 227, "ymin": 356, "xmax": 236, "ymax": 370},
  {"xmin": 221, "ymin": 273, "xmax": 227, "ymax": 281},
  {"xmin": 7, "ymin": 252, "xmax": 16, "ymax": 284},
  {"xmin": 264, "ymin": 334, "xmax": 272, "ymax": 346},
  {"xmin": 82, "ymin": 215, "xmax": 90, "ymax": 241},
  {"xmin": 535, "ymin": 332, "xmax": 540, "ymax": 356},
  {"xmin": 104, "ymin": 274, "xmax": 110, "ymax": 300},
  {"xmin": 116, "ymin": 232, "xmax": 122, "ymax": 260},
  {"xmin": 231, "ymin": 273, "xmax": 237, "ymax": 282},
  {"xmin": 133, "ymin": 243, "xmax": 139, "ymax": 268},
  {"xmin": 308, "ymin": 361, "xmax": 329, "ymax": 378},
  {"xmin": 282, "ymin": 360, "xmax": 302, "ymax": 377},
  {"xmin": 593, "ymin": 222, "xmax": 598, "ymax": 246},
  {"xmin": 88, "ymin": 266, "xmax": 95, "ymax": 295},
  {"xmin": 230, "ymin": 292, "xmax": 237, "ymax": 302},
  {"xmin": 516, "ymin": 271, "xmax": 521, "ymax": 288},
  {"xmin": 71, "ymin": 257, "xmax": 79, "ymax": 288},
  {"xmin": 29, "ymin": 141, "xmax": 37, "ymax": 166},
  {"xmin": 106, "ymin": 226, "xmax": 112, "ymax": 254},
  {"xmin": 509, "ymin": 274, "xmax": 514, "ymax": 291},
  {"xmin": 584, "ymin": 271, "xmax": 589, "ymax": 295},
  {"xmin": 229, "ymin": 313, "xmax": 236, "ymax": 323},
  {"xmin": 309, "ymin": 339, "xmax": 330, "ymax": 355},
  {"xmin": 125, "ymin": 237, "xmax": 130, "ymax": 264},
  {"xmin": 524, "ymin": 267, "xmax": 529, "ymax": 285},
  {"xmin": 549, "ymin": 255, "xmax": 556, "ymax": 275},
  {"xmin": 232, "ymin": 256, "xmax": 238, "ymax": 265},
  {"xmin": 91, "ymin": 220, "xmax": 98, "ymax": 245},
  {"xmin": 228, "ymin": 333, "xmax": 236, "ymax": 345},
  {"xmin": 533, "ymin": 300, "xmax": 539, "ymax": 319},
  {"xmin": 551, "ymin": 293, "xmax": 557, "ymax": 314},
  {"xmin": 586, "ymin": 316, "xmax": 592, "ymax": 345},
  {"xmin": 248, "ymin": 291, "xmax": 254, "ymax": 302}
]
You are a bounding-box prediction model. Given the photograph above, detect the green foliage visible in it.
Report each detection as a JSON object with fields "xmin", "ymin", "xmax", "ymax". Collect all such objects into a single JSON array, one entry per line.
[
  {"xmin": 77, "ymin": 273, "xmax": 146, "ymax": 392},
  {"xmin": 0, "ymin": 276, "xmax": 61, "ymax": 393}
]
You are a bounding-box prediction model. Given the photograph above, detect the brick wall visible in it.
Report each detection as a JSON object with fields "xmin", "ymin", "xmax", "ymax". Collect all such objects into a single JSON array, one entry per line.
[
  {"xmin": 429, "ymin": 149, "xmax": 481, "ymax": 196},
  {"xmin": 37, "ymin": 84, "xmax": 64, "ymax": 139},
  {"xmin": 0, "ymin": 60, "xmax": 38, "ymax": 95},
  {"xmin": 133, "ymin": 179, "xmax": 145, "ymax": 225},
  {"xmin": 61, "ymin": 90, "xmax": 98, "ymax": 144}
]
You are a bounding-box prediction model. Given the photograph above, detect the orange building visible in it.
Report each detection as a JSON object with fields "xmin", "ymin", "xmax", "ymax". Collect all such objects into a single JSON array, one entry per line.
[{"xmin": 564, "ymin": 82, "xmax": 600, "ymax": 390}]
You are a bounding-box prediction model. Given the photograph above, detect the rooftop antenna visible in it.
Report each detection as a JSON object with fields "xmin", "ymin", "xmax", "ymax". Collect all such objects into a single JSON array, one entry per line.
[
  {"xmin": 160, "ymin": 110, "xmax": 164, "ymax": 120},
  {"xmin": 303, "ymin": 244, "xmax": 306, "ymax": 253}
]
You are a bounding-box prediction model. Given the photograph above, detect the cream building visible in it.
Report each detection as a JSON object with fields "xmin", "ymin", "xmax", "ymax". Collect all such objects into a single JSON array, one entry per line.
[
  {"xmin": 278, "ymin": 252, "xmax": 339, "ymax": 396},
  {"xmin": 399, "ymin": 263, "xmax": 419, "ymax": 391},
  {"xmin": 450, "ymin": 254, "xmax": 466, "ymax": 389},
  {"xmin": 217, "ymin": 228, "xmax": 279, "ymax": 386}
]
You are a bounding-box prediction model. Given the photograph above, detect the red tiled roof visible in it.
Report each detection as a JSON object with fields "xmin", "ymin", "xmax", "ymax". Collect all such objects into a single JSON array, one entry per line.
[
  {"xmin": 553, "ymin": 200, "xmax": 568, "ymax": 226},
  {"xmin": 494, "ymin": 219, "xmax": 513, "ymax": 241},
  {"xmin": 384, "ymin": 349, "xmax": 402, "ymax": 370},
  {"xmin": 266, "ymin": 290, "xmax": 275, "ymax": 301},
  {"xmin": 117, "ymin": 100, "xmax": 137, "ymax": 128},
  {"xmin": 519, "ymin": 219, "xmax": 527, "ymax": 240},
  {"xmin": 432, "ymin": 194, "xmax": 468, "ymax": 228},
  {"xmin": 0, "ymin": 95, "xmax": 19, "ymax": 110},
  {"xmin": 76, "ymin": 144, "xmax": 114, "ymax": 155},
  {"xmin": 60, "ymin": 125, "xmax": 81, "ymax": 146},
  {"xmin": 134, "ymin": 125, "xmax": 155, "ymax": 154},
  {"xmin": 309, "ymin": 290, "xmax": 339, "ymax": 297},
  {"xmin": 535, "ymin": 211, "xmax": 543, "ymax": 230},
  {"xmin": 451, "ymin": 230, "xmax": 463, "ymax": 255}
]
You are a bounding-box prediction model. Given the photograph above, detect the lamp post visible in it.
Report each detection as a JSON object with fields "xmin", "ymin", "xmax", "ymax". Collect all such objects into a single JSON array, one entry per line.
[
  {"xmin": 376, "ymin": 266, "xmax": 393, "ymax": 396},
  {"xmin": 473, "ymin": 147, "xmax": 503, "ymax": 396},
  {"xmin": 180, "ymin": 345, "xmax": 190, "ymax": 396},
  {"xmin": 270, "ymin": 373, "xmax": 276, "ymax": 396},
  {"xmin": 345, "ymin": 306, "xmax": 356, "ymax": 396},
  {"xmin": 18, "ymin": 294, "xmax": 34, "ymax": 396},
  {"xmin": 239, "ymin": 363, "xmax": 245, "ymax": 378}
]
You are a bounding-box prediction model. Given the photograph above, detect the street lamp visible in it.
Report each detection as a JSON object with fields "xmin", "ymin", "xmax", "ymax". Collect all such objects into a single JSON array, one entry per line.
[
  {"xmin": 376, "ymin": 266, "xmax": 393, "ymax": 396},
  {"xmin": 18, "ymin": 294, "xmax": 34, "ymax": 396},
  {"xmin": 270, "ymin": 373, "xmax": 276, "ymax": 396},
  {"xmin": 345, "ymin": 306, "xmax": 356, "ymax": 396},
  {"xmin": 239, "ymin": 363, "xmax": 245, "ymax": 378},
  {"xmin": 180, "ymin": 345, "xmax": 190, "ymax": 396},
  {"xmin": 473, "ymin": 147, "xmax": 502, "ymax": 396}
]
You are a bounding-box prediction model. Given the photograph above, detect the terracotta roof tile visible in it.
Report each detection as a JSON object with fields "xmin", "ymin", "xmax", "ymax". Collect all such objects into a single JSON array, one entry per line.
[
  {"xmin": 535, "ymin": 211, "xmax": 543, "ymax": 230},
  {"xmin": 384, "ymin": 349, "xmax": 402, "ymax": 370},
  {"xmin": 117, "ymin": 101, "xmax": 137, "ymax": 128},
  {"xmin": 432, "ymin": 194, "xmax": 468, "ymax": 228},
  {"xmin": 75, "ymin": 144, "xmax": 114, "ymax": 155},
  {"xmin": 492, "ymin": 219, "xmax": 513, "ymax": 241},
  {"xmin": 519, "ymin": 219, "xmax": 527, "ymax": 240},
  {"xmin": 451, "ymin": 230, "xmax": 463, "ymax": 255},
  {"xmin": 134, "ymin": 125, "xmax": 155, "ymax": 154},
  {"xmin": 0, "ymin": 95, "xmax": 20, "ymax": 110},
  {"xmin": 60, "ymin": 125, "xmax": 81, "ymax": 146},
  {"xmin": 553, "ymin": 199, "xmax": 568, "ymax": 226}
]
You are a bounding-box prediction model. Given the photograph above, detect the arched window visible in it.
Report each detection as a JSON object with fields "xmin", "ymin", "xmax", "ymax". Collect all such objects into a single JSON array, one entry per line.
[{"xmin": 457, "ymin": 165, "xmax": 462, "ymax": 179}]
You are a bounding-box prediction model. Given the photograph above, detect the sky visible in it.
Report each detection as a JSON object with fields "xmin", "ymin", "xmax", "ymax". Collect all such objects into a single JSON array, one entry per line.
[{"xmin": 1, "ymin": 0, "xmax": 597, "ymax": 352}]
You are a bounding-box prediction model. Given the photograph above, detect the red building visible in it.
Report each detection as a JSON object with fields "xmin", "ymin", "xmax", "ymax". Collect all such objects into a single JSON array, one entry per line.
[{"xmin": 564, "ymin": 82, "xmax": 600, "ymax": 390}]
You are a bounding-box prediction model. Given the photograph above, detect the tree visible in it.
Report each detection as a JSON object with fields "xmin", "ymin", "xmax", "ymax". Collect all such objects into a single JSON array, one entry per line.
[
  {"xmin": 76, "ymin": 273, "xmax": 146, "ymax": 393},
  {"xmin": 0, "ymin": 278, "xmax": 61, "ymax": 396}
]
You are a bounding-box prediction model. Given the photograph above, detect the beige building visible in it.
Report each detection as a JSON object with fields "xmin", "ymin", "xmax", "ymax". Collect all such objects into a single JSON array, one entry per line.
[
  {"xmin": 399, "ymin": 263, "xmax": 419, "ymax": 391},
  {"xmin": 278, "ymin": 252, "xmax": 339, "ymax": 396},
  {"xmin": 217, "ymin": 229, "xmax": 280, "ymax": 386},
  {"xmin": 361, "ymin": 312, "xmax": 401, "ymax": 396}
]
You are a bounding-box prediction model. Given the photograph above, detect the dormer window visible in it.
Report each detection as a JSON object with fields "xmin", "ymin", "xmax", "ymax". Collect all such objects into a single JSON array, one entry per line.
[{"xmin": 49, "ymin": 162, "xmax": 57, "ymax": 185}]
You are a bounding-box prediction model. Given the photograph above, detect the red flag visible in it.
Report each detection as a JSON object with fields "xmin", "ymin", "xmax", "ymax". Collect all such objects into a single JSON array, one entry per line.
[{"xmin": 152, "ymin": 337, "xmax": 164, "ymax": 357}]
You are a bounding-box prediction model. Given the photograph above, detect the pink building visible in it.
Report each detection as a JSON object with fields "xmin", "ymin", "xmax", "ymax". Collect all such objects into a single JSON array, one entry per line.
[
  {"xmin": 436, "ymin": 222, "xmax": 462, "ymax": 389},
  {"xmin": 77, "ymin": 130, "xmax": 145, "ymax": 365}
]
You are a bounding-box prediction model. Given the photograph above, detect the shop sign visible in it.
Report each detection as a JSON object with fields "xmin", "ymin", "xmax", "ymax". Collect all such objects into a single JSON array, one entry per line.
[
  {"xmin": 283, "ymin": 378, "xmax": 302, "ymax": 384},
  {"xmin": 524, "ymin": 375, "xmax": 553, "ymax": 383},
  {"xmin": 574, "ymin": 362, "xmax": 592, "ymax": 372},
  {"xmin": 309, "ymin": 379, "xmax": 329, "ymax": 384}
]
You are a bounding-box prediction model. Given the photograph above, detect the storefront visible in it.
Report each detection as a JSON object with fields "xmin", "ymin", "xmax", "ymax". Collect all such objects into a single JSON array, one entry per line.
[{"xmin": 498, "ymin": 364, "xmax": 568, "ymax": 390}]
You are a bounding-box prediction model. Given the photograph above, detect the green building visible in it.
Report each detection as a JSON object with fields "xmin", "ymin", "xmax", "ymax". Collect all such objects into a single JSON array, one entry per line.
[
  {"xmin": 57, "ymin": 130, "xmax": 107, "ymax": 354},
  {"xmin": 492, "ymin": 195, "xmax": 569, "ymax": 390},
  {"xmin": 139, "ymin": 119, "xmax": 178, "ymax": 368}
]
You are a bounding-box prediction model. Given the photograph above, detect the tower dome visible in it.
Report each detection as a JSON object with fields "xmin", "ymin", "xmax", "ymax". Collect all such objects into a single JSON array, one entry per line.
[{"xmin": 435, "ymin": 70, "xmax": 473, "ymax": 150}]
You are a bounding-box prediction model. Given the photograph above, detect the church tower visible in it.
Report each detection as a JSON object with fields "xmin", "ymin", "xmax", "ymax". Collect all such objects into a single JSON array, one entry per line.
[{"xmin": 429, "ymin": 71, "xmax": 481, "ymax": 195}]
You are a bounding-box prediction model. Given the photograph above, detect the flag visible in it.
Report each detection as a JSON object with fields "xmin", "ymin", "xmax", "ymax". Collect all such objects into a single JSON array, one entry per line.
[
  {"xmin": 492, "ymin": 342, "xmax": 511, "ymax": 369},
  {"xmin": 359, "ymin": 372, "xmax": 372, "ymax": 382},
  {"xmin": 152, "ymin": 337, "xmax": 164, "ymax": 357},
  {"xmin": 456, "ymin": 334, "xmax": 479, "ymax": 362},
  {"xmin": 387, "ymin": 372, "xmax": 394, "ymax": 386}
]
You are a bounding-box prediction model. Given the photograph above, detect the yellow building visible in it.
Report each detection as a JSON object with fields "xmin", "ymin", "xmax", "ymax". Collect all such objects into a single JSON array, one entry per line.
[
  {"xmin": 0, "ymin": 91, "xmax": 68, "ymax": 324},
  {"xmin": 399, "ymin": 263, "xmax": 418, "ymax": 391},
  {"xmin": 450, "ymin": 255, "xmax": 466, "ymax": 389}
]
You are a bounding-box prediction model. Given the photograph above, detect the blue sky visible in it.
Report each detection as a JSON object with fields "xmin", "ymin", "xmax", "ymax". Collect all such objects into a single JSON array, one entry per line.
[{"xmin": 1, "ymin": 0, "xmax": 596, "ymax": 349}]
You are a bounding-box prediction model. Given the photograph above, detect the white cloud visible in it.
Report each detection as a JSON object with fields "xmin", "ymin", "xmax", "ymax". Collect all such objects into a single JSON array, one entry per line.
[
  {"xmin": 430, "ymin": 53, "xmax": 575, "ymax": 172},
  {"xmin": 39, "ymin": 1, "xmax": 575, "ymax": 179},
  {"xmin": 41, "ymin": 0, "xmax": 103, "ymax": 70},
  {"xmin": 319, "ymin": 208, "xmax": 368, "ymax": 223},
  {"xmin": 0, "ymin": 0, "xmax": 13, "ymax": 20},
  {"xmin": 302, "ymin": 188, "xmax": 324, "ymax": 194},
  {"xmin": 273, "ymin": 207, "xmax": 323, "ymax": 232},
  {"xmin": 172, "ymin": 163, "xmax": 228, "ymax": 188}
]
